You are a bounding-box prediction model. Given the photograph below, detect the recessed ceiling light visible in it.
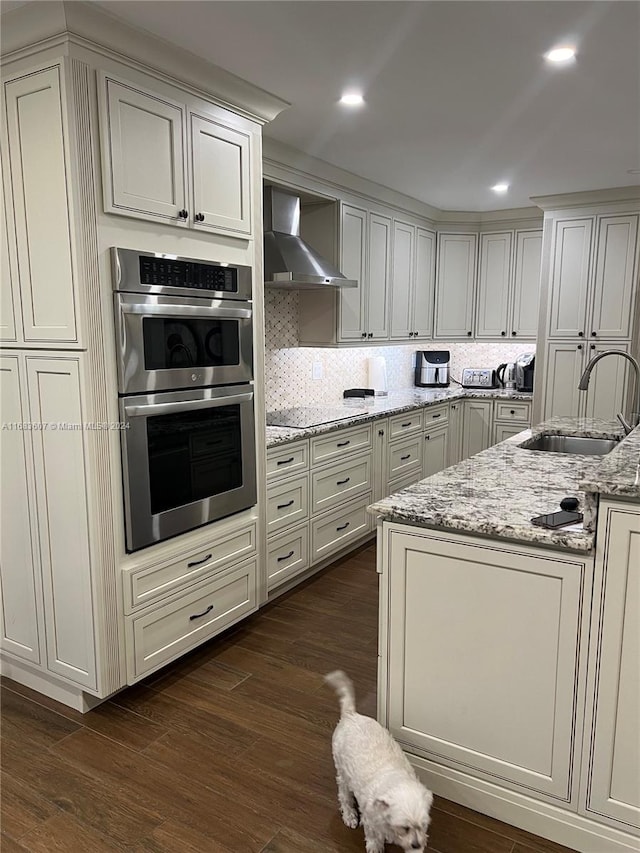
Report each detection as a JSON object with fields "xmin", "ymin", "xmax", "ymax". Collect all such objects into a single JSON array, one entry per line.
[
  {"xmin": 491, "ymin": 183, "xmax": 509, "ymax": 194},
  {"xmin": 545, "ymin": 46, "xmax": 576, "ymax": 63},
  {"xmin": 340, "ymin": 92, "xmax": 364, "ymax": 106}
]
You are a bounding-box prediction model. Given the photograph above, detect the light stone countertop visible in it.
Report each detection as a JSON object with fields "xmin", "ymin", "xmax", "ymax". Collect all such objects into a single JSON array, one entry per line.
[
  {"xmin": 368, "ymin": 417, "xmax": 632, "ymax": 553},
  {"xmin": 265, "ymin": 387, "xmax": 532, "ymax": 448}
]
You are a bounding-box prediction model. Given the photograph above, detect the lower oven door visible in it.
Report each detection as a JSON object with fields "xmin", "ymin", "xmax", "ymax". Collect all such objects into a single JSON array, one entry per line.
[{"xmin": 119, "ymin": 385, "xmax": 256, "ymax": 552}]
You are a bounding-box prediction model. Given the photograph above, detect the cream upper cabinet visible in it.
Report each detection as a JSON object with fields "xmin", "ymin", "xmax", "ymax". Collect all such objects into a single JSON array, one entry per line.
[
  {"xmin": 582, "ymin": 502, "xmax": 640, "ymax": 830},
  {"xmin": 367, "ymin": 212, "xmax": 392, "ymax": 340},
  {"xmin": 511, "ymin": 229, "xmax": 542, "ymax": 338},
  {"xmin": 434, "ymin": 233, "xmax": 477, "ymax": 339},
  {"xmin": 475, "ymin": 232, "xmax": 512, "ymax": 339},
  {"xmin": 99, "ymin": 74, "xmax": 254, "ymax": 238},
  {"xmin": 0, "ymin": 356, "xmax": 42, "ymax": 665},
  {"xmin": 548, "ymin": 218, "xmax": 593, "ymax": 339},
  {"xmin": 413, "ymin": 227, "xmax": 436, "ymax": 338},
  {"xmin": 589, "ymin": 214, "xmax": 639, "ymax": 339},
  {"xmin": 190, "ymin": 113, "xmax": 251, "ymax": 235},
  {"xmin": 0, "ymin": 151, "xmax": 18, "ymax": 343},
  {"xmin": 339, "ymin": 204, "xmax": 368, "ymax": 341},
  {"xmin": 3, "ymin": 65, "xmax": 79, "ymax": 344},
  {"xmin": 390, "ymin": 221, "xmax": 415, "ymax": 340}
]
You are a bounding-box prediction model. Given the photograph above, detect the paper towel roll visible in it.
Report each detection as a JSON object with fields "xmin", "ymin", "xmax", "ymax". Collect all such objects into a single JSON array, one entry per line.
[{"xmin": 367, "ymin": 356, "xmax": 388, "ymax": 396}]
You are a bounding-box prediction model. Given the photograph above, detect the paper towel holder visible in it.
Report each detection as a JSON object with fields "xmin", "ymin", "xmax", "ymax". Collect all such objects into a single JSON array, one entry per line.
[{"xmin": 367, "ymin": 356, "xmax": 389, "ymax": 397}]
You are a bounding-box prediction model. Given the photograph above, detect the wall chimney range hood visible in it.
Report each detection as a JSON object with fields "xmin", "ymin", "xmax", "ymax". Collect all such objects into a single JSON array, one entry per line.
[{"xmin": 263, "ymin": 186, "xmax": 357, "ymax": 289}]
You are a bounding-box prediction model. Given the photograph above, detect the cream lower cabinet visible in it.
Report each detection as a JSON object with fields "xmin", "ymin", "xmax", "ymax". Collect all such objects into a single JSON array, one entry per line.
[
  {"xmin": 447, "ymin": 401, "xmax": 464, "ymax": 466},
  {"xmin": 422, "ymin": 403, "xmax": 449, "ymax": 478},
  {"xmin": 581, "ymin": 501, "xmax": 640, "ymax": 834},
  {"xmin": 461, "ymin": 399, "xmax": 493, "ymax": 459},
  {"xmin": 491, "ymin": 399, "xmax": 531, "ymax": 445},
  {"xmin": 381, "ymin": 526, "xmax": 590, "ymax": 803}
]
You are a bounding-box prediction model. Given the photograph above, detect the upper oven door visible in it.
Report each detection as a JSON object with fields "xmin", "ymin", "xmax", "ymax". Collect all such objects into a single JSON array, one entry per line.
[{"xmin": 114, "ymin": 294, "xmax": 253, "ymax": 394}]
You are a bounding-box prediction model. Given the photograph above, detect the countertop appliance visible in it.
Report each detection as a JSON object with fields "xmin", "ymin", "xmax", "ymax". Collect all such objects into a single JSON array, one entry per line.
[
  {"xmin": 496, "ymin": 362, "xmax": 517, "ymax": 390},
  {"xmin": 415, "ymin": 350, "xmax": 450, "ymax": 388},
  {"xmin": 113, "ymin": 248, "xmax": 257, "ymax": 552},
  {"xmin": 515, "ymin": 352, "xmax": 535, "ymax": 392},
  {"xmin": 263, "ymin": 186, "xmax": 357, "ymax": 289},
  {"xmin": 461, "ymin": 368, "xmax": 498, "ymax": 389}
]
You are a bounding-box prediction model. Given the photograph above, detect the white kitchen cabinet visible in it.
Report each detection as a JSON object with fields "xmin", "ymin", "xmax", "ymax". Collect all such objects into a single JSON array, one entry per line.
[
  {"xmin": 543, "ymin": 341, "xmax": 630, "ymax": 421},
  {"xmin": 475, "ymin": 232, "xmax": 512, "ymax": 339},
  {"xmin": 384, "ymin": 527, "xmax": 588, "ymax": 800},
  {"xmin": 390, "ymin": 223, "xmax": 436, "ymax": 341},
  {"xmin": 414, "ymin": 228, "xmax": 436, "ymax": 338},
  {"xmin": 0, "ymin": 152, "xmax": 18, "ymax": 343},
  {"xmin": 589, "ymin": 215, "xmax": 639, "ymax": 339},
  {"xmin": 0, "ymin": 356, "xmax": 42, "ymax": 664},
  {"xmin": 447, "ymin": 401, "xmax": 464, "ymax": 466},
  {"xmin": 366, "ymin": 212, "xmax": 392, "ymax": 339},
  {"xmin": 548, "ymin": 218, "xmax": 593, "ymax": 339},
  {"xmin": 461, "ymin": 399, "xmax": 493, "ymax": 459},
  {"xmin": 511, "ymin": 229, "xmax": 543, "ymax": 339},
  {"xmin": 99, "ymin": 74, "xmax": 254, "ymax": 237},
  {"xmin": 434, "ymin": 233, "xmax": 477, "ymax": 339},
  {"xmin": 267, "ymin": 524, "xmax": 310, "ymax": 592},
  {"xmin": 338, "ymin": 204, "xmax": 368, "ymax": 341},
  {"xmin": 492, "ymin": 422, "xmax": 526, "ymax": 443},
  {"xmin": 423, "ymin": 423, "xmax": 449, "ymax": 478},
  {"xmin": 582, "ymin": 502, "xmax": 640, "ymax": 832},
  {"xmin": 3, "ymin": 64, "xmax": 79, "ymax": 345}
]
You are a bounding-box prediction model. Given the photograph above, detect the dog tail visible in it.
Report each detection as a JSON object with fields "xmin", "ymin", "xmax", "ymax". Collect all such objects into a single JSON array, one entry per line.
[{"xmin": 324, "ymin": 670, "xmax": 357, "ymax": 716}]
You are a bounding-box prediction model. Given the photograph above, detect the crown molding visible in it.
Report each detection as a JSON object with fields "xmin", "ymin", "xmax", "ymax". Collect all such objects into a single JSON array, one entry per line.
[
  {"xmin": 530, "ymin": 185, "xmax": 640, "ymax": 211},
  {"xmin": 0, "ymin": 1, "xmax": 289, "ymax": 125}
]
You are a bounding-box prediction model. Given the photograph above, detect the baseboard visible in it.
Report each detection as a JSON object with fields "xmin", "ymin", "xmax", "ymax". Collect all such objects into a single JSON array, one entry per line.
[
  {"xmin": 0, "ymin": 655, "xmax": 103, "ymax": 712},
  {"xmin": 409, "ymin": 753, "xmax": 639, "ymax": 853}
]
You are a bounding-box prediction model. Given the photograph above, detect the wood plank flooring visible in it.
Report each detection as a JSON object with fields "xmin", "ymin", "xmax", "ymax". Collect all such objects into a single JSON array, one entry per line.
[{"xmin": 1, "ymin": 541, "xmax": 577, "ymax": 852}]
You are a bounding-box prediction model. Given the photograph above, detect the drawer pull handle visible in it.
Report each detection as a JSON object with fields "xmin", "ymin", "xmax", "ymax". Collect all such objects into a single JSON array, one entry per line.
[
  {"xmin": 337, "ymin": 440, "xmax": 350, "ymax": 447},
  {"xmin": 510, "ymin": 409, "xmax": 515, "ymax": 415},
  {"xmin": 277, "ymin": 550, "xmax": 295, "ymax": 562},
  {"xmin": 277, "ymin": 499, "xmax": 295, "ymax": 509},
  {"xmin": 431, "ymin": 413, "xmax": 441, "ymax": 419},
  {"xmin": 336, "ymin": 522, "xmax": 350, "ymax": 531},
  {"xmin": 400, "ymin": 454, "xmax": 411, "ymax": 461},
  {"xmin": 337, "ymin": 477, "xmax": 351, "ymax": 485},
  {"xmin": 189, "ymin": 604, "xmax": 214, "ymax": 621},
  {"xmin": 187, "ymin": 553, "xmax": 212, "ymax": 568},
  {"xmin": 401, "ymin": 422, "xmax": 412, "ymax": 427},
  {"xmin": 277, "ymin": 457, "xmax": 295, "ymax": 466}
]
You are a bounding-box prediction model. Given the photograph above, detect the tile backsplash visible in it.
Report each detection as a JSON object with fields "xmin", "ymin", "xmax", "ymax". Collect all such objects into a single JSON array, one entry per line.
[{"xmin": 264, "ymin": 289, "xmax": 533, "ymax": 411}]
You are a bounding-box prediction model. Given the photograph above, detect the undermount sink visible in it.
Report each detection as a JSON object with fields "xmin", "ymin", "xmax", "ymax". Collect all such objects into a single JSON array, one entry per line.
[{"xmin": 521, "ymin": 434, "xmax": 620, "ymax": 456}]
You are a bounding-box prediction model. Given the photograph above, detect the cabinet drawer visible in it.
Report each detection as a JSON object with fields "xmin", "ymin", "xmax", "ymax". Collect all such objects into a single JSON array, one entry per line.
[
  {"xmin": 267, "ymin": 474, "xmax": 309, "ymax": 535},
  {"xmin": 422, "ymin": 403, "xmax": 449, "ymax": 427},
  {"xmin": 311, "ymin": 493, "xmax": 373, "ymax": 563},
  {"xmin": 128, "ymin": 559, "xmax": 257, "ymax": 680},
  {"xmin": 123, "ymin": 523, "xmax": 256, "ymax": 613},
  {"xmin": 388, "ymin": 469, "xmax": 423, "ymax": 495},
  {"xmin": 267, "ymin": 523, "xmax": 310, "ymax": 592},
  {"xmin": 266, "ymin": 441, "xmax": 309, "ymax": 480},
  {"xmin": 389, "ymin": 409, "xmax": 424, "ymax": 440},
  {"xmin": 311, "ymin": 424, "xmax": 372, "ymax": 465},
  {"xmin": 387, "ymin": 435, "xmax": 423, "ymax": 481},
  {"xmin": 311, "ymin": 451, "xmax": 372, "ymax": 515},
  {"xmin": 494, "ymin": 401, "xmax": 531, "ymax": 422}
]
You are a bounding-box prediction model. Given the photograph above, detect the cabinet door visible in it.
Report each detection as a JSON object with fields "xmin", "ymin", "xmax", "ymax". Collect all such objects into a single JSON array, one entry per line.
[
  {"xmin": 423, "ymin": 424, "xmax": 449, "ymax": 478},
  {"xmin": 190, "ymin": 114, "xmax": 252, "ymax": 236},
  {"xmin": 543, "ymin": 343, "xmax": 585, "ymax": 420},
  {"xmin": 389, "ymin": 220, "xmax": 415, "ymax": 340},
  {"xmin": 386, "ymin": 530, "xmax": 586, "ymax": 799},
  {"xmin": 582, "ymin": 342, "xmax": 631, "ymax": 421},
  {"xmin": 548, "ymin": 218, "xmax": 593, "ymax": 339},
  {"xmin": 584, "ymin": 504, "xmax": 640, "ymax": 829},
  {"xmin": 0, "ymin": 151, "xmax": 18, "ymax": 342},
  {"xmin": 589, "ymin": 215, "xmax": 638, "ymax": 339},
  {"xmin": 0, "ymin": 356, "xmax": 41, "ymax": 664},
  {"xmin": 339, "ymin": 205, "xmax": 368, "ymax": 341},
  {"xmin": 447, "ymin": 401, "xmax": 464, "ymax": 466},
  {"xmin": 367, "ymin": 212, "xmax": 392, "ymax": 340},
  {"xmin": 413, "ymin": 228, "xmax": 436, "ymax": 339},
  {"xmin": 461, "ymin": 400, "xmax": 493, "ymax": 459},
  {"xmin": 511, "ymin": 230, "xmax": 542, "ymax": 340},
  {"xmin": 434, "ymin": 233, "xmax": 477, "ymax": 339},
  {"xmin": 4, "ymin": 66, "xmax": 78, "ymax": 343},
  {"xmin": 26, "ymin": 356, "xmax": 97, "ymax": 690},
  {"xmin": 101, "ymin": 75, "xmax": 187, "ymax": 222},
  {"xmin": 475, "ymin": 232, "xmax": 512, "ymax": 339},
  {"xmin": 492, "ymin": 422, "xmax": 526, "ymax": 444}
]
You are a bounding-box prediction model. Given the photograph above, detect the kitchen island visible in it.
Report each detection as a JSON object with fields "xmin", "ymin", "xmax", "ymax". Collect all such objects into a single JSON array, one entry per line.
[{"xmin": 370, "ymin": 419, "xmax": 640, "ymax": 853}]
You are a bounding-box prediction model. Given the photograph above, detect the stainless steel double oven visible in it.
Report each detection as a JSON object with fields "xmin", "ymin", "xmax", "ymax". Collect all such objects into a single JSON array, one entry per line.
[{"xmin": 113, "ymin": 248, "xmax": 257, "ymax": 552}]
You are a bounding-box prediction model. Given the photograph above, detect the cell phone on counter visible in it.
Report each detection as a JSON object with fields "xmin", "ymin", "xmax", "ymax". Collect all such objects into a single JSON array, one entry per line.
[{"xmin": 531, "ymin": 510, "xmax": 583, "ymax": 529}]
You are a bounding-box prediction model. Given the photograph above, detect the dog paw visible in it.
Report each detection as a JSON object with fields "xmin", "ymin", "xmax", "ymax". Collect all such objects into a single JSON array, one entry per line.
[{"xmin": 341, "ymin": 808, "xmax": 359, "ymax": 829}]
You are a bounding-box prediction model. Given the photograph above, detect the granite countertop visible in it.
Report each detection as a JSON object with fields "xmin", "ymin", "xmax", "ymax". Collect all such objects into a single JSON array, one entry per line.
[
  {"xmin": 265, "ymin": 388, "xmax": 532, "ymax": 448},
  {"xmin": 368, "ymin": 417, "xmax": 631, "ymax": 553}
]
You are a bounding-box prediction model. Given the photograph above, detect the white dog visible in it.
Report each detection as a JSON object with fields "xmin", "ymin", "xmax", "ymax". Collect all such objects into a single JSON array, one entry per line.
[{"xmin": 325, "ymin": 670, "xmax": 433, "ymax": 852}]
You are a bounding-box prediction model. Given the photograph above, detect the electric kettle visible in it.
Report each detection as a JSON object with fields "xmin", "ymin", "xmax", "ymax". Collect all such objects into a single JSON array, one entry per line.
[{"xmin": 496, "ymin": 362, "xmax": 516, "ymax": 389}]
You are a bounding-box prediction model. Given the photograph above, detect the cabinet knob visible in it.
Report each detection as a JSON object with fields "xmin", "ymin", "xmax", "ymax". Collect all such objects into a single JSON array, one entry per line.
[
  {"xmin": 178, "ymin": 209, "xmax": 188, "ymax": 219},
  {"xmin": 378, "ymin": 429, "xmax": 385, "ymax": 436},
  {"xmin": 510, "ymin": 409, "xmax": 515, "ymax": 415},
  {"xmin": 578, "ymin": 331, "xmax": 584, "ymax": 337},
  {"xmin": 578, "ymin": 344, "xmax": 583, "ymax": 350},
  {"xmin": 195, "ymin": 212, "xmax": 205, "ymax": 222},
  {"xmin": 590, "ymin": 344, "xmax": 596, "ymax": 350},
  {"xmin": 467, "ymin": 331, "xmax": 472, "ymax": 337},
  {"xmin": 368, "ymin": 332, "xmax": 373, "ymax": 338},
  {"xmin": 425, "ymin": 434, "xmax": 430, "ymax": 440},
  {"xmin": 511, "ymin": 331, "xmax": 517, "ymax": 336},
  {"xmin": 414, "ymin": 331, "xmax": 418, "ymax": 337},
  {"xmin": 591, "ymin": 331, "xmax": 597, "ymax": 337},
  {"xmin": 361, "ymin": 332, "xmax": 367, "ymax": 338},
  {"xmin": 501, "ymin": 331, "xmax": 506, "ymax": 336}
]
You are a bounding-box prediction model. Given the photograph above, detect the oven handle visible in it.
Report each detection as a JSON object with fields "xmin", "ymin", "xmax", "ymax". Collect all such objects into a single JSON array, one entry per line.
[
  {"xmin": 120, "ymin": 302, "xmax": 252, "ymax": 320},
  {"xmin": 124, "ymin": 392, "xmax": 253, "ymax": 418}
]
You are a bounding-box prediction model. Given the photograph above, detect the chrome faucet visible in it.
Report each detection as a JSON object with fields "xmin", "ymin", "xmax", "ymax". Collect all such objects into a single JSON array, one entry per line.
[{"xmin": 578, "ymin": 350, "xmax": 640, "ymax": 435}]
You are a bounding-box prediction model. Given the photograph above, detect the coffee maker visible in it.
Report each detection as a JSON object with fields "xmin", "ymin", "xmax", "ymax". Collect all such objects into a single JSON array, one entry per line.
[
  {"xmin": 415, "ymin": 351, "xmax": 450, "ymax": 388},
  {"xmin": 515, "ymin": 352, "xmax": 535, "ymax": 392}
]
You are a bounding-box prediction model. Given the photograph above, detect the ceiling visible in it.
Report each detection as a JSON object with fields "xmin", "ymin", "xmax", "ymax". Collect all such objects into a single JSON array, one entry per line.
[{"xmin": 5, "ymin": 1, "xmax": 640, "ymax": 211}]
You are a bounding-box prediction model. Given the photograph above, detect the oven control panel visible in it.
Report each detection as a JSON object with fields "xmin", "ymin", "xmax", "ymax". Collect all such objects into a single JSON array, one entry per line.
[{"xmin": 461, "ymin": 368, "xmax": 497, "ymax": 389}]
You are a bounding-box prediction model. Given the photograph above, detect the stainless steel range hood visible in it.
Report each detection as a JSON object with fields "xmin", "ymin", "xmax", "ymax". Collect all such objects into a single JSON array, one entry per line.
[{"xmin": 263, "ymin": 186, "xmax": 357, "ymax": 289}]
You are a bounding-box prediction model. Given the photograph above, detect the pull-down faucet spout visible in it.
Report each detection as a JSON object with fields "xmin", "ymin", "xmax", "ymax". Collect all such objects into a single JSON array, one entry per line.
[{"xmin": 578, "ymin": 350, "xmax": 640, "ymax": 435}]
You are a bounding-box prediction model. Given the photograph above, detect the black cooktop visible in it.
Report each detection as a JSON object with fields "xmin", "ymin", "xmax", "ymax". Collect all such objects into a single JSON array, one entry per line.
[{"xmin": 266, "ymin": 406, "xmax": 366, "ymax": 428}]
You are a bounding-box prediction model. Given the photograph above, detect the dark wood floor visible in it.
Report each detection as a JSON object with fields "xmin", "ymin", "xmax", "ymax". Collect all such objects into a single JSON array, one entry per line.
[{"xmin": 1, "ymin": 542, "xmax": 577, "ymax": 852}]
